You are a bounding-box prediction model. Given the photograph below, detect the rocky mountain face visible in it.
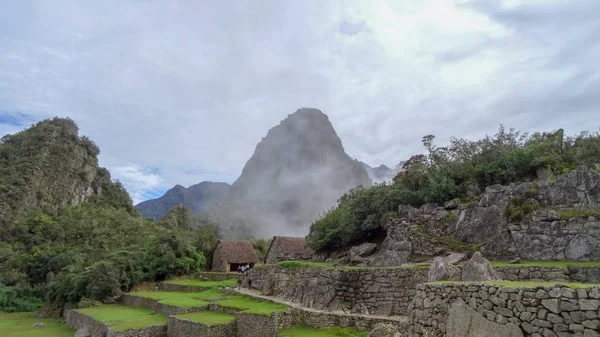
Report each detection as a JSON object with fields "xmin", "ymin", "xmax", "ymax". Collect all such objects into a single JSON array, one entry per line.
[
  {"xmin": 136, "ymin": 181, "xmax": 230, "ymax": 221},
  {"xmin": 378, "ymin": 167, "xmax": 600, "ymax": 263},
  {"xmin": 360, "ymin": 161, "xmax": 405, "ymax": 184},
  {"xmin": 0, "ymin": 117, "xmax": 136, "ymax": 225},
  {"xmin": 201, "ymin": 108, "xmax": 372, "ymax": 239}
]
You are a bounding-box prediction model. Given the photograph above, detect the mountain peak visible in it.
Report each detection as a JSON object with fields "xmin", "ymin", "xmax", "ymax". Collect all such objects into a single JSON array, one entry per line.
[{"xmin": 203, "ymin": 107, "xmax": 372, "ymax": 238}]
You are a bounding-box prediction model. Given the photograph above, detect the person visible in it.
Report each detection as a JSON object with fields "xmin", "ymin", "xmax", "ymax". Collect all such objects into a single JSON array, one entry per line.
[
  {"xmin": 237, "ymin": 274, "xmax": 243, "ymax": 291},
  {"xmin": 247, "ymin": 274, "xmax": 252, "ymax": 289}
]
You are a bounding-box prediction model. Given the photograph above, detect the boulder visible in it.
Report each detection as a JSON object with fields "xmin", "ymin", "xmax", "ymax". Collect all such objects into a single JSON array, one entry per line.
[
  {"xmin": 428, "ymin": 257, "xmax": 462, "ymax": 282},
  {"xmin": 368, "ymin": 323, "xmax": 402, "ymax": 337},
  {"xmin": 444, "ymin": 199, "xmax": 460, "ymax": 210},
  {"xmin": 461, "ymin": 252, "xmax": 500, "ymax": 282},
  {"xmin": 446, "ymin": 252, "xmax": 467, "ymax": 264},
  {"xmin": 565, "ymin": 234, "xmax": 600, "ymax": 261},
  {"xmin": 32, "ymin": 323, "xmax": 45, "ymax": 328},
  {"xmin": 536, "ymin": 167, "xmax": 556, "ymax": 182},
  {"xmin": 348, "ymin": 243, "xmax": 377, "ymax": 259},
  {"xmin": 370, "ymin": 238, "xmax": 411, "ymax": 267}
]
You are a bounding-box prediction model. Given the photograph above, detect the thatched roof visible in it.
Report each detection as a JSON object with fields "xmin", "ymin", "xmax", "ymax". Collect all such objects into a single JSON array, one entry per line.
[
  {"xmin": 215, "ymin": 240, "xmax": 259, "ymax": 263},
  {"xmin": 269, "ymin": 236, "xmax": 309, "ymax": 254}
]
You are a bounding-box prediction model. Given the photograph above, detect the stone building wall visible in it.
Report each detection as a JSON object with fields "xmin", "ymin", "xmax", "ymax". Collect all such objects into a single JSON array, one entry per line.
[{"xmin": 409, "ymin": 283, "xmax": 600, "ymax": 337}]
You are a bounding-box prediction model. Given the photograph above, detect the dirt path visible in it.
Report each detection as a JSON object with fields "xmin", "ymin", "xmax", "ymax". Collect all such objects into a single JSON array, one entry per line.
[{"xmin": 235, "ymin": 287, "xmax": 409, "ymax": 323}]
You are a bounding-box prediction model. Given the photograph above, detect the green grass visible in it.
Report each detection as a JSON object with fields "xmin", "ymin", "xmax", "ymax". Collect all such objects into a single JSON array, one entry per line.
[
  {"xmin": 556, "ymin": 209, "xmax": 600, "ymax": 219},
  {"xmin": 128, "ymin": 291, "xmax": 211, "ymax": 307},
  {"xmin": 428, "ymin": 280, "xmax": 600, "ymax": 289},
  {"xmin": 0, "ymin": 312, "xmax": 75, "ymax": 337},
  {"xmin": 174, "ymin": 311, "xmax": 236, "ymax": 325},
  {"xmin": 216, "ymin": 294, "xmax": 289, "ymax": 315},
  {"xmin": 75, "ymin": 305, "xmax": 166, "ymax": 331},
  {"xmin": 129, "ymin": 288, "xmax": 289, "ymax": 315},
  {"xmin": 492, "ymin": 260, "xmax": 600, "ymax": 268},
  {"xmin": 162, "ymin": 278, "xmax": 237, "ymax": 288},
  {"xmin": 279, "ymin": 325, "xmax": 370, "ymax": 337}
]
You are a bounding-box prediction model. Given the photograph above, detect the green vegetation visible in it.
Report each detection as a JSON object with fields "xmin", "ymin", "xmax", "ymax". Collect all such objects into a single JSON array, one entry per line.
[
  {"xmin": 75, "ymin": 305, "xmax": 166, "ymax": 330},
  {"xmin": 556, "ymin": 209, "xmax": 600, "ymax": 219},
  {"xmin": 250, "ymin": 237, "xmax": 272, "ymax": 261},
  {"xmin": 215, "ymin": 294, "xmax": 289, "ymax": 315},
  {"xmin": 279, "ymin": 325, "xmax": 370, "ymax": 337},
  {"xmin": 0, "ymin": 118, "xmax": 218, "ymax": 312},
  {"xmin": 129, "ymin": 287, "xmax": 289, "ymax": 315},
  {"xmin": 0, "ymin": 312, "xmax": 75, "ymax": 337},
  {"xmin": 503, "ymin": 196, "xmax": 540, "ymax": 222},
  {"xmin": 491, "ymin": 260, "xmax": 600, "ymax": 268},
  {"xmin": 163, "ymin": 278, "xmax": 237, "ymax": 288},
  {"xmin": 174, "ymin": 310, "xmax": 236, "ymax": 325},
  {"xmin": 128, "ymin": 291, "xmax": 211, "ymax": 307},
  {"xmin": 309, "ymin": 126, "xmax": 600, "ymax": 251}
]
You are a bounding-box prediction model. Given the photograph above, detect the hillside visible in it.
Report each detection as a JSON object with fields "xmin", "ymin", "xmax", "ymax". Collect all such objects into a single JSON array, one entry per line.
[
  {"xmin": 0, "ymin": 117, "xmax": 135, "ymax": 224},
  {"xmin": 201, "ymin": 108, "xmax": 372, "ymax": 239},
  {"xmin": 0, "ymin": 118, "xmax": 211, "ymax": 314},
  {"xmin": 136, "ymin": 181, "xmax": 230, "ymax": 221},
  {"xmin": 308, "ymin": 127, "xmax": 600, "ymax": 252}
]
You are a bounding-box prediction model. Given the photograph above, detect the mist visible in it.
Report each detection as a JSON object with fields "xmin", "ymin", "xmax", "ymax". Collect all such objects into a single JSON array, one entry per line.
[{"xmin": 198, "ymin": 108, "xmax": 373, "ymax": 239}]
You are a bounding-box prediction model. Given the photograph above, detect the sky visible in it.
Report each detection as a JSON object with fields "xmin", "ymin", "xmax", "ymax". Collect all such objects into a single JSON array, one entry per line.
[{"xmin": 1, "ymin": 0, "xmax": 599, "ymax": 204}]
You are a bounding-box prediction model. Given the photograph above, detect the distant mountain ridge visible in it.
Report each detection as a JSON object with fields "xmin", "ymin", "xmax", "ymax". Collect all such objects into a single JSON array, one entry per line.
[
  {"xmin": 360, "ymin": 161, "xmax": 405, "ymax": 184},
  {"xmin": 136, "ymin": 181, "xmax": 230, "ymax": 221},
  {"xmin": 200, "ymin": 107, "xmax": 372, "ymax": 239}
]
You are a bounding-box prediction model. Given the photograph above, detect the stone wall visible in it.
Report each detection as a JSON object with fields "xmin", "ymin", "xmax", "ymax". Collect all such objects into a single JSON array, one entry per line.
[
  {"xmin": 384, "ymin": 169, "xmax": 600, "ymax": 260},
  {"xmin": 65, "ymin": 309, "xmax": 167, "ymax": 337},
  {"xmin": 409, "ymin": 282, "xmax": 600, "ymax": 337},
  {"xmin": 249, "ymin": 264, "xmax": 600, "ymax": 317},
  {"xmin": 249, "ymin": 265, "xmax": 428, "ymax": 315},
  {"xmin": 496, "ymin": 266, "xmax": 600, "ymax": 284},
  {"xmin": 167, "ymin": 316, "xmax": 236, "ymax": 337}
]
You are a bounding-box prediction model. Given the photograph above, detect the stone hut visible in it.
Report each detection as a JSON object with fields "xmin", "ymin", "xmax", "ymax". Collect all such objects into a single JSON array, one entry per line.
[
  {"xmin": 264, "ymin": 236, "xmax": 312, "ymax": 264},
  {"xmin": 211, "ymin": 240, "xmax": 260, "ymax": 272}
]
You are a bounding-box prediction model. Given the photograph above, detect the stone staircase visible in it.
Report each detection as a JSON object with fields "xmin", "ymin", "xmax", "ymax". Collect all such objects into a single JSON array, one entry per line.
[{"xmin": 63, "ymin": 277, "xmax": 407, "ymax": 337}]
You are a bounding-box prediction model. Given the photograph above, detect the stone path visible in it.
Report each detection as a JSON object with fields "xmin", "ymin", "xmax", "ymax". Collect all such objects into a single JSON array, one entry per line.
[{"xmin": 235, "ymin": 287, "xmax": 409, "ymax": 324}]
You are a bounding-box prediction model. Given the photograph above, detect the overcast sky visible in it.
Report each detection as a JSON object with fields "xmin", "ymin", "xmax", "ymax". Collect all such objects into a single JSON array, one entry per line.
[{"xmin": 1, "ymin": 0, "xmax": 599, "ymax": 204}]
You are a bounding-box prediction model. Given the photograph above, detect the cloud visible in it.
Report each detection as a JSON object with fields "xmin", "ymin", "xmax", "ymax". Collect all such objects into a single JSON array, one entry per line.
[
  {"xmin": 1, "ymin": 0, "xmax": 599, "ymax": 201},
  {"xmin": 110, "ymin": 165, "xmax": 162, "ymax": 204}
]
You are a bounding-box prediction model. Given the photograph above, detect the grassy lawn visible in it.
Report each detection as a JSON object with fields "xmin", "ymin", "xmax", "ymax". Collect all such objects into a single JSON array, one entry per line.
[
  {"xmin": 429, "ymin": 280, "xmax": 600, "ymax": 289},
  {"xmin": 128, "ymin": 291, "xmax": 211, "ymax": 307},
  {"xmin": 492, "ymin": 260, "xmax": 600, "ymax": 268},
  {"xmin": 215, "ymin": 294, "xmax": 289, "ymax": 315},
  {"xmin": 0, "ymin": 312, "xmax": 75, "ymax": 337},
  {"xmin": 163, "ymin": 278, "xmax": 237, "ymax": 288},
  {"xmin": 174, "ymin": 311, "xmax": 236, "ymax": 325},
  {"xmin": 75, "ymin": 305, "xmax": 166, "ymax": 330},
  {"xmin": 279, "ymin": 325, "xmax": 370, "ymax": 337}
]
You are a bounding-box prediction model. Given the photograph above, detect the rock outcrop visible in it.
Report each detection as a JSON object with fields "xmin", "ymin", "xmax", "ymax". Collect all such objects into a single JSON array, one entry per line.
[
  {"xmin": 427, "ymin": 257, "xmax": 461, "ymax": 282},
  {"xmin": 370, "ymin": 238, "xmax": 412, "ymax": 267},
  {"xmin": 202, "ymin": 108, "xmax": 372, "ymax": 238},
  {"xmin": 384, "ymin": 168, "xmax": 600, "ymax": 261},
  {"xmin": 461, "ymin": 252, "xmax": 500, "ymax": 282}
]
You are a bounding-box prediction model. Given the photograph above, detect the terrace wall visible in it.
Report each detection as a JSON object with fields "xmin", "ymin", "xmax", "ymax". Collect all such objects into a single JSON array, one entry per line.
[{"xmin": 409, "ymin": 283, "xmax": 600, "ymax": 337}]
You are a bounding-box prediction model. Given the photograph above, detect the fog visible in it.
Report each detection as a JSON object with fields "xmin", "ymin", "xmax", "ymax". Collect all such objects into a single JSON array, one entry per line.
[{"xmin": 197, "ymin": 108, "xmax": 374, "ymax": 239}]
